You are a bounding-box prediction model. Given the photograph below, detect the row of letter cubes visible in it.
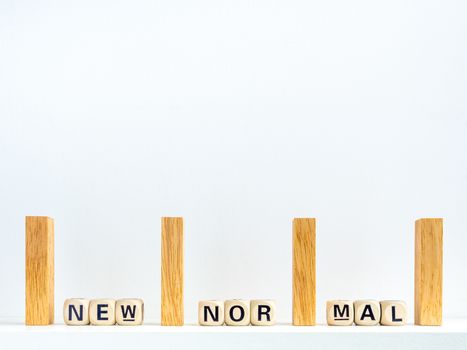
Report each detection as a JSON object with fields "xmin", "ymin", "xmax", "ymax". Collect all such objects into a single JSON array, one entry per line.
[
  {"xmin": 64, "ymin": 298, "xmax": 403, "ymax": 326},
  {"xmin": 199, "ymin": 300, "xmax": 276, "ymax": 326},
  {"xmin": 63, "ymin": 299, "xmax": 144, "ymax": 325},
  {"xmin": 327, "ymin": 300, "xmax": 407, "ymax": 326}
]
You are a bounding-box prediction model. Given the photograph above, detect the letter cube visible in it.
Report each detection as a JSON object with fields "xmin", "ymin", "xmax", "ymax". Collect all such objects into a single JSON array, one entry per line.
[
  {"xmin": 198, "ymin": 300, "xmax": 224, "ymax": 326},
  {"xmin": 354, "ymin": 300, "xmax": 380, "ymax": 326},
  {"xmin": 326, "ymin": 300, "xmax": 354, "ymax": 326},
  {"xmin": 89, "ymin": 299, "xmax": 116, "ymax": 325},
  {"xmin": 116, "ymin": 299, "xmax": 144, "ymax": 326},
  {"xmin": 380, "ymin": 300, "xmax": 407, "ymax": 326},
  {"xmin": 250, "ymin": 300, "xmax": 276, "ymax": 326},
  {"xmin": 224, "ymin": 300, "xmax": 250, "ymax": 326},
  {"xmin": 63, "ymin": 299, "xmax": 90, "ymax": 325}
]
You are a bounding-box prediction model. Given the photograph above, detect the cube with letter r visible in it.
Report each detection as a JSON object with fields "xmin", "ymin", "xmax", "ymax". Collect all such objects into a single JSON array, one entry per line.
[{"xmin": 250, "ymin": 300, "xmax": 276, "ymax": 326}]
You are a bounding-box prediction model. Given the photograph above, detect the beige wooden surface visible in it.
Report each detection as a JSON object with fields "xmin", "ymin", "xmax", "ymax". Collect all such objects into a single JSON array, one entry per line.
[
  {"xmin": 25, "ymin": 216, "xmax": 54, "ymax": 325},
  {"xmin": 292, "ymin": 218, "xmax": 316, "ymax": 325},
  {"xmin": 415, "ymin": 218, "xmax": 443, "ymax": 325},
  {"xmin": 161, "ymin": 217, "xmax": 184, "ymax": 326}
]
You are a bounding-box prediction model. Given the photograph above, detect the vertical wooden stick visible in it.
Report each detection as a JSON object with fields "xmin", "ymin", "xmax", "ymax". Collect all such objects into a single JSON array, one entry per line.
[
  {"xmin": 292, "ymin": 218, "xmax": 316, "ymax": 326},
  {"xmin": 161, "ymin": 217, "xmax": 184, "ymax": 326},
  {"xmin": 25, "ymin": 216, "xmax": 54, "ymax": 325},
  {"xmin": 415, "ymin": 218, "xmax": 443, "ymax": 325}
]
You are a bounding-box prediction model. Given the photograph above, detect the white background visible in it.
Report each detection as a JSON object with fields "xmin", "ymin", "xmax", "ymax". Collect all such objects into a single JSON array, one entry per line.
[{"xmin": 0, "ymin": 0, "xmax": 466, "ymax": 324}]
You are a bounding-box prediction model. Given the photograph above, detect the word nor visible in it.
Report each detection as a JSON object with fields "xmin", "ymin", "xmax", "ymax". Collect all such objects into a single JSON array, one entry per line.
[
  {"xmin": 326, "ymin": 300, "xmax": 407, "ymax": 326},
  {"xmin": 199, "ymin": 300, "xmax": 276, "ymax": 326},
  {"xmin": 63, "ymin": 299, "xmax": 144, "ymax": 326}
]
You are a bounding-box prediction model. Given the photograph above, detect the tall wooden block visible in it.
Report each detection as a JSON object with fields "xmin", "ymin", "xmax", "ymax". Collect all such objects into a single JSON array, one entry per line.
[
  {"xmin": 415, "ymin": 218, "xmax": 443, "ymax": 325},
  {"xmin": 161, "ymin": 217, "xmax": 184, "ymax": 326},
  {"xmin": 25, "ymin": 216, "xmax": 54, "ymax": 325},
  {"xmin": 292, "ymin": 218, "xmax": 316, "ymax": 326}
]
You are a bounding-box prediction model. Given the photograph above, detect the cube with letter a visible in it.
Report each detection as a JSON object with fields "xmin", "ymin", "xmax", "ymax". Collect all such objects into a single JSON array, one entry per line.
[{"xmin": 354, "ymin": 300, "xmax": 380, "ymax": 326}]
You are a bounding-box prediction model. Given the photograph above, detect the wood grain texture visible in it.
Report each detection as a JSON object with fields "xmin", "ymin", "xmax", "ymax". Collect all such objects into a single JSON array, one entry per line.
[
  {"xmin": 415, "ymin": 218, "xmax": 443, "ymax": 325},
  {"xmin": 25, "ymin": 216, "xmax": 54, "ymax": 325},
  {"xmin": 292, "ymin": 218, "xmax": 316, "ymax": 326},
  {"xmin": 161, "ymin": 217, "xmax": 184, "ymax": 326}
]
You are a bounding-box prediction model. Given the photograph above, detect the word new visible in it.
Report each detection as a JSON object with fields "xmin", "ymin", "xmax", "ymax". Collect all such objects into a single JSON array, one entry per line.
[
  {"xmin": 199, "ymin": 300, "xmax": 276, "ymax": 326},
  {"xmin": 63, "ymin": 298, "xmax": 144, "ymax": 326},
  {"xmin": 326, "ymin": 300, "xmax": 407, "ymax": 326}
]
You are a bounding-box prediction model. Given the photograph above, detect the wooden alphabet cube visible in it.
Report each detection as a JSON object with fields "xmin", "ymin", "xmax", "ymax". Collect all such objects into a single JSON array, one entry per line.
[
  {"xmin": 250, "ymin": 300, "xmax": 276, "ymax": 326},
  {"xmin": 63, "ymin": 299, "xmax": 90, "ymax": 325},
  {"xmin": 89, "ymin": 299, "xmax": 116, "ymax": 325},
  {"xmin": 116, "ymin": 299, "xmax": 144, "ymax": 326},
  {"xmin": 380, "ymin": 300, "xmax": 407, "ymax": 326},
  {"xmin": 326, "ymin": 300, "xmax": 354, "ymax": 326},
  {"xmin": 354, "ymin": 300, "xmax": 380, "ymax": 326},
  {"xmin": 224, "ymin": 300, "xmax": 250, "ymax": 326},
  {"xmin": 198, "ymin": 300, "xmax": 224, "ymax": 326}
]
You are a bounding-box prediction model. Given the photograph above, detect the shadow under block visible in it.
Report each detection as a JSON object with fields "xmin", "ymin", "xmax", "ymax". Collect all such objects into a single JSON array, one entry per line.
[
  {"xmin": 225, "ymin": 300, "xmax": 250, "ymax": 326},
  {"xmin": 63, "ymin": 299, "xmax": 90, "ymax": 325},
  {"xmin": 116, "ymin": 299, "xmax": 144, "ymax": 326},
  {"xmin": 25, "ymin": 216, "xmax": 54, "ymax": 325},
  {"xmin": 250, "ymin": 300, "xmax": 276, "ymax": 326},
  {"xmin": 161, "ymin": 217, "xmax": 184, "ymax": 326},
  {"xmin": 326, "ymin": 300, "xmax": 354, "ymax": 326},
  {"xmin": 292, "ymin": 218, "xmax": 316, "ymax": 326},
  {"xmin": 380, "ymin": 300, "xmax": 407, "ymax": 326},
  {"xmin": 415, "ymin": 218, "xmax": 443, "ymax": 326},
  {"xmin": 89, "ymin": 299, "xmax": 116, "ymax": 325},
  {"xmin": 198, "ymin": 300, "xmax": 224, "ymax": 326}
]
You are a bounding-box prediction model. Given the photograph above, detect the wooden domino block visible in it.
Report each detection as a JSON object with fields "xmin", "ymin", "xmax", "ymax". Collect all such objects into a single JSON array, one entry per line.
[
  {"xmin": 161, "ymin": 217, "xmax": 184, "ymax": 326},
  {"xmin": 415, "ymin": 218, "xmax": 443, "ymax": 326},
  {"xmin": 326, "ymin": 300, "xmax": 354, "ymax": 326},
  {"xmin": 198, "ymin": 300, "xmax": 224, "ymax": 326},
  {"xmin": 116, "ymin": 299, "xmax": 144, "ymax": 325},
  {"xmin": 292, "ymin": 218, "xmax": 316, "ymax": 326},
  {"xmin": 225, "ymin": 300, "xmax": 250, "ymax": 326},
  {"xmin": 63, "ymin": 299, "xmax": 90, "ymax": 325},
  {"xmin": 354, "ymin": 300, "xmax": 380, "ymax": 326},
  {"xmin": 89, "ymin": 299, "xmax": 116, "ymax": 325},
  {"xmin": 250, "ymin": 300, "xmax": 276, "ymax": 326},
  {"xmin": 25, "ymin": 216, "xmax": 54, "ymax": 325},
  {"xmin": 380, "ymin": 300, "xmax": 407, "ymax": 326}
]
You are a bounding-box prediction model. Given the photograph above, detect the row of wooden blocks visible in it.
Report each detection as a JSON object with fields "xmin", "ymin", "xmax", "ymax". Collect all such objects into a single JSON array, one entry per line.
[
  {"xmin": 63, "ymin": 299, "xmax": 144, "ymax": 325},
  {"xmin": 199, "ymin": 300, "xmax": 276, "ymax": 326},
  {"xmin": 26, "ymin": 217, "xmax": 443, "ymax": 327},
  {"xmin": 327, "ymin": 300, "xmax": 407, "ymax": 326}
]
